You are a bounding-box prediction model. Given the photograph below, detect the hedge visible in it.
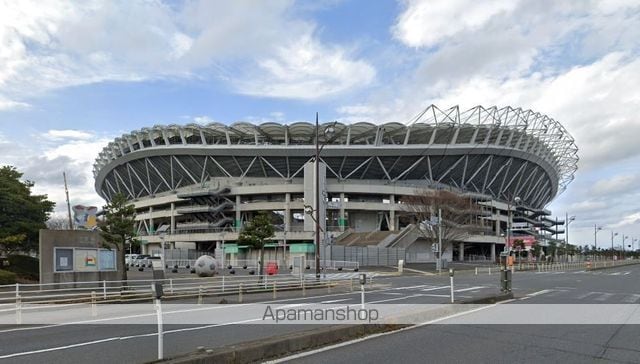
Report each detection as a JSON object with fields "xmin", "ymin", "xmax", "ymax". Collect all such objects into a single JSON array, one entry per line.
[
  {"xmin": 0, "ymin": 270, "xmax": 17, "ymax": 285},
  {"xmin": 6, "ymin": 255, "xmax": 39, "ymax": 281}
]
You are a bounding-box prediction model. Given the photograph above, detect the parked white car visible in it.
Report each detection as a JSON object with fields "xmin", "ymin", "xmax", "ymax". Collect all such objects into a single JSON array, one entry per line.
[{"xmin": 125, "ymin": 254, "xmax": 139, "ymax": 266}]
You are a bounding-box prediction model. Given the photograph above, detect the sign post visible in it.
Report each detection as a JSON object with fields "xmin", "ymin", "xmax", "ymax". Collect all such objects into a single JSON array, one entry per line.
[{"xmin": 359, "ymin": 273, "xmax": 367, "ymax": 309}]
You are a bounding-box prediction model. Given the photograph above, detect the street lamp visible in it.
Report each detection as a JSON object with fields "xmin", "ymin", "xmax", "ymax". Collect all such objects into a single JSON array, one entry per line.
[
  {"xmin": 594, "ymin": 225, "xmax": 602, "ymax": 254},
  {"xmin": 156, "ymin": 225, "xmax": 170, "ymax": 270},
  {"xmin": 312, "ymin": 113, "xmax": 336, "ymax": 280},
  {"xmin": 506, "ymin": 196, "xmax": 521, "ymax": 253},
  {"xmin": 622, "ymin": 235, "xmax": 629, "ymax": 259},
  {"xmin": 611, "ymin": 231, "xmax": 618, "ymax": 260},
  {"xmin": 565, "ymin": 214, "xmax": 575, "ymax": 262}
]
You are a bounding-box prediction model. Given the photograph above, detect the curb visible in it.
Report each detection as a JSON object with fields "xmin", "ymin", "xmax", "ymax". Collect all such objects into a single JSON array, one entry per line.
[{"xmin": 459, "ymin": 292, "xmax": 513, "ymax": 304}]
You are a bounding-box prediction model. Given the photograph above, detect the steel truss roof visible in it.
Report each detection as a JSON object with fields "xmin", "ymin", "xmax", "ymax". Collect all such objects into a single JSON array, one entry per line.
[{"xmin": 94, "ymin": 105, "xmax": 578, "ymax": 208}]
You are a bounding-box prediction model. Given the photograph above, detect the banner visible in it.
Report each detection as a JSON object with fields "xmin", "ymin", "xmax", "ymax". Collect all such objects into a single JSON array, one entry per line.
[{"xmin": 73, "ymin": 205, "xmax": 98, "ymax": 230}]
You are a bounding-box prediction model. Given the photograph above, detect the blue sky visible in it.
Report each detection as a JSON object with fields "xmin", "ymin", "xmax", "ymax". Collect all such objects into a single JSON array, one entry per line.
[{"xmin": 1, "ymin": 0, "xmax": 639, "ymax": 248}]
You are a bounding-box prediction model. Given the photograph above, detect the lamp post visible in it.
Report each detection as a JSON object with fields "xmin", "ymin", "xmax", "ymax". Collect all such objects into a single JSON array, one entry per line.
[
  {"xmin": 565, "ymin": 214, "xmax": 575, "ymax": 262},
  {"xmin": 594, "ymin": 225, "xmax": 602, "ymax": 258},
  {"xmin": 611, "ymin": 231, "xmax": 618, "ymax": 260},
  {"xmin": 622, "ymin": 235, "xmax": 629, "ymax": 259},
  {"xmin": 506, "ymin": 196, "xmax": 521, "ymax": 254},
  {"xmin": 311, "ymin": 113, "xmax": 336, "ymax": 280}
]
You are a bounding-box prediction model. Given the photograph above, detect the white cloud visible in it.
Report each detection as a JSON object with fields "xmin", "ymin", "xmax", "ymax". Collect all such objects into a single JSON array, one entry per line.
[
  {"xmin": 43, "ymin": 129, "xmax": 94, "ymax": 140},
  {"xmin": 591, "ymin": 174, "xmax": 640, "ymax": 197},
  {"xmin": 234, "ymin": 35, "xmax": 375, "ymax": 99},
  {"xmin": 392, "ymin": 0, "xmax": 519, "ymax": 48},
  {"xmin": 193, "ymin": 116, "xmax": 218, "ymax": 125},
  {"xmin": 609, "ymin": 212, "xmax": 640, "ymax": 228},
  {"xmin": 0, "ymin": 128, "xmax": 112, "ymax": 214},
  {"xmin": 0, "ymin": 0, "xmax": 374, "ymax": 107}
]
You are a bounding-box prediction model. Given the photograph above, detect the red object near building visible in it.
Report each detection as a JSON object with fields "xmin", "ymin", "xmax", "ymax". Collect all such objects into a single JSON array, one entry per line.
[{"xmin": 266, "ymin": 262, "xmax": 279, "ymax": 275}]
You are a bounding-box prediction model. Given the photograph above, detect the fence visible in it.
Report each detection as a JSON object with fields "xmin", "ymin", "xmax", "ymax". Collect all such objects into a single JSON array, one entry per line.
[
  {"xmin": 322, "ymin": 245, "xmax": 405, "ymax": 267},
  {"xmin": 0, "ymin": 274, "xmax": 357, "ymax": 307}
]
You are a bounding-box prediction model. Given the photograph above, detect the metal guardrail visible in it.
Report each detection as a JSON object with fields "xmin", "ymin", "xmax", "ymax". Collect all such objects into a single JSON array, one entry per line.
[
  {"xmin": 473, "ymin": 259, "xmax": 640, "ymax": 275},
  {"xmin": 0, "ymin": 274, "xmax": 358, "ymax": 308}
]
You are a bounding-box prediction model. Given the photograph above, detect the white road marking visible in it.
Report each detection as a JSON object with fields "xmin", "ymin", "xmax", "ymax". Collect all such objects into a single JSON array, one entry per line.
[
  {"xmin": 320, "ymin": 299, "xmax": 351, "ymax": 304},
  {"xmin": 621, "ymin": 294, "xmax": 640, "ymax": 303},
  {"xmin": 576, "ymin": 292, "xmax": 599, "ymax": 300},
  {"xmin": 0, "ymin": 338, "xmax": 119, "ymax": 359},
  {"xmin": 421, "ymin": 286, "xmax": 453, "ymax": 292},
  {"xmin": 419, "ymin": 294, "xmax": 449, "ymax": 298},
  {"xmin": 454, "ymin": 286, "xmax": 486, "ymax": 293},
  {"xmin": 526, "ymin": 289, "xmax": 553, "ymax": 297},
  {"xmin": 594, "ymin": 293, "xmax": 614, "ymax": 302}
]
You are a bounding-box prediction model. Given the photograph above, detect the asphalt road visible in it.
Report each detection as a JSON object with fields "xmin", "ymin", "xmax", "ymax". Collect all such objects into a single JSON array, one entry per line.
[
  {"xmin": 1, "ymin": 264, "xmax": 639, "ymax": 363},
  {"xmin": 276, "ymin": 264, "xmax": 640, "ymax": 364},
  {"xmin": 0, "ymin": 272, "xmax": 501, "ymax": 364}
]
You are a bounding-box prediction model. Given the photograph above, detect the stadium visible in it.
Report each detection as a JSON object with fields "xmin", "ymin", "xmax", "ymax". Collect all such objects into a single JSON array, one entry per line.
[{"xmin": 93, "ymin": 105, "xmax": 578, "ymax": 266}]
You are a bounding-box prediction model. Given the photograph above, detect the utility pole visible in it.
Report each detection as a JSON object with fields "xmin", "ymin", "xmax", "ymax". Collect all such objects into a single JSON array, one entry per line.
[
  {"xmin": 63, "ymin": 172, "xmax": 73, "ymax": 230},
  {"xmin": 437, "ymin": 208, "xmax": 442, "ymax": 274},
  {"xmin": 315, "ymin": 112, "xmax": 321, "ymax": 280}
]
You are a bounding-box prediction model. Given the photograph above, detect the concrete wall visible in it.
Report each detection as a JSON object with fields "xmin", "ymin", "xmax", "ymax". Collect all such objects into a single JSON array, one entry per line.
[{"xmin": 39, "ymin": 229, "xmax": 124, "ymax": 285}]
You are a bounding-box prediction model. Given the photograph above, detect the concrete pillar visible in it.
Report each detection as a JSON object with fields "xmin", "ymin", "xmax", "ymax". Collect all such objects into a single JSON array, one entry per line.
[
  {"xmin": 149, "ymin": 206, "xmax": 154, "ymax": 234},
  {"xmin": 284, "ymin": 193, "xmax": 291, "ymax": 232},
  {"xmin": 235, "ymin": 195, "xmax": 241, "ymax": 231},
  {"xmin": 339, "ymin": 193, "xmax": 346, "ymax": 232},
  {"xmin": 389, "ymin": 194, "xmax": 396, "ymax": 231},
  {"xmin": 170, "ymin": 203, "xmax": 175, "ymax": 235},
  {"xmin": 491, "ymin": 243, "xmax": 496, "ymax": 262},
  {"xmin": 459, "ymin": 242, "xmax": 464, "ymax": 262}
]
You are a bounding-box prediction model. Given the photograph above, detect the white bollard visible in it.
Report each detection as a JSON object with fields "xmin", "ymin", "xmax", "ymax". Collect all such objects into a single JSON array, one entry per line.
[
  {"xmin": 103, "ymin": 280, "xmax": 107, "ymax": 300},
  {"xmin": 91, "ymin": 291, "xmax": 97, "ymax": 317},
  {"xmin": 155, "ymin": 298, "xmax": 164, "ymax": 360},
  {"xmin": 15, "ymin": 295, "xmax": 22, "ymax": 325}
]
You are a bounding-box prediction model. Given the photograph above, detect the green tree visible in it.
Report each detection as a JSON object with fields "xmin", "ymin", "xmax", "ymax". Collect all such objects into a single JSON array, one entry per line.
[
  {"xmin": 547, "ymin": 241, "xmax": 558, "ymax": 262},
  {"xmin": 238, "ymin": 211, "xmax": 275, "ymax": 278},
  {"xmin": 530, "ymin": 241, "xmax": 542, "ymax": 261},
  {"xmin": 99, "ymin": 193, "xmax": 137, "ymax": 281},
  {"xmin": 0, "ymin": 166, "xmax": 55, "ymax": 254}
]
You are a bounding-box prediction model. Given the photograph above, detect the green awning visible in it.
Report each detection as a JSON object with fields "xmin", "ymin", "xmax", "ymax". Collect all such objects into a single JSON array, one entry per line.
[{"xmin": 289, "ymin": 243, "xmax": 315, "ymax": 253}]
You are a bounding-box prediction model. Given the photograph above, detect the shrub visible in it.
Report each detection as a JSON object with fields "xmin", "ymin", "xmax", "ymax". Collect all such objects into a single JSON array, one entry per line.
[
  {"xmin": 6, "ymin": 255, "xmax": 39, "ymax": 281},
  {"xmin": 0, "ymin": 270, "xmax": 17, "ymax": 285}
]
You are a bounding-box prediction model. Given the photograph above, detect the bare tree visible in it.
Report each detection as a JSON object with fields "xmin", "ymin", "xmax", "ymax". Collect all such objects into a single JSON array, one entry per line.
[
  {"xmin": 401, "ymin": 189, "xmax": 490, "ymax": 258},
  {"xmin": 46, "ymin": 216, "xmax": 71, "ymax": 230}
]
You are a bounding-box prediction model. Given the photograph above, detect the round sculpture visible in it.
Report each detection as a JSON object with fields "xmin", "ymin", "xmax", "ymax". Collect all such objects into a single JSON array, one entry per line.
[{"xmin": 194, "ymin": 255, "xmax": 218, "ymax": 277}]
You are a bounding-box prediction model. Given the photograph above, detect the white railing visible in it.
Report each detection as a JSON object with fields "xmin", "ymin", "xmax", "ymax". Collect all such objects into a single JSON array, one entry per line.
[
  {"xmin": 473, "ymin": 259, "xmax": 640, "ymax": 275},
  {"xmin": 0, "ymin": 273, "xmax": 357, "ymax": 307}
]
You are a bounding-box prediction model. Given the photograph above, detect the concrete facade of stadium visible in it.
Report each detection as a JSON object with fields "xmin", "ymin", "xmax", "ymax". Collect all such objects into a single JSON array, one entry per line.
[{"xmin": 93, "ymin": 106, "xmax": 578, "ymax": 266}]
